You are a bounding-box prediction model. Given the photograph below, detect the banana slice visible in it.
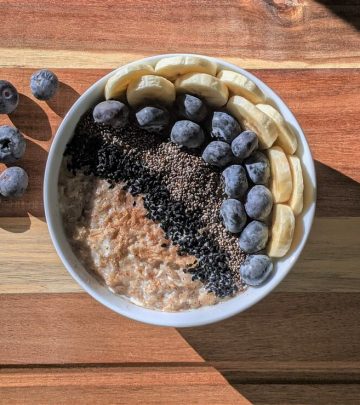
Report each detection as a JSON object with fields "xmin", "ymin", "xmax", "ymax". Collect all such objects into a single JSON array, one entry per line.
[
  {"xmin": 126, "ymin": 75, "xmax": 176, "ymax": 107},
  {"xmin": 226, "ymin": 96, "xmax": 278, "ymax": 149},
  {"xmin": 175, "ymin": 73, "xmax": 229, "ymax": 107},
  {"xmin": 105, "ymin": 63, "xmax": 155, "ymax": 100},
  {"xmin": 257, "ymin": 104, "xmax": 297, "ymax": 154},
  {"xmin": 155, "ymin": 55, "xmax": 217, "ymax": 80},
  {"xmin": 287, "ymin": 155, "xmax": 304, "ymax": 215},
  {"xmin": 267, "ymin": 146, "xmax": 293, "ymax": 203},
  {"xmin": 217, "ymin": 70, "xmax": 265, "ymax": 104},
  {"xmin": 267, "ymin": 204, "xmax": 295, "ymax": 258}
]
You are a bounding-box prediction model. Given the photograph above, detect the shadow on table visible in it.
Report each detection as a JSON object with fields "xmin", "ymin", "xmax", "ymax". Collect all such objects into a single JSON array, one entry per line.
[
  {"xmin": 178, "ymin": 160, "xmax": 360, "ymax": 395},
  {"xmin": 315, "ymin": 161, "xmax": 360, "ymax": 217},
  {"xmin": 315, "ymin": 0, "xmax": 360, "ymax": 31},
  {"xmin": 46, "ymin": 82, "xmax": 80, "ymax": 118},
  {"xmin": 9, "ymin": 94, "xmax": 52, "ymax": 141},
  {"xmin": 178, "ymin": 290, "xmax": 360, "ymax": 391}
]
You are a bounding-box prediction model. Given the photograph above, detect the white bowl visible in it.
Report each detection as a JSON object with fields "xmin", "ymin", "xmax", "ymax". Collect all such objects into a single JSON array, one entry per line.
[{"xmin": 44, "ymin": 54, "xmax": 316, "ymax": 327}]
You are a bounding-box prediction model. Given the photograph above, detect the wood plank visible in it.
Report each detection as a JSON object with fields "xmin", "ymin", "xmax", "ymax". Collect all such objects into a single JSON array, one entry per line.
[
  {"xmin": 0, "ymin": 293, "xmax": 202, "ymax": 365},
  {"xmin": 0, "ymin": 1, "xmax": 359, "ymax": 68},
  {"xmin": 0, "ymin": 68, "xmax": 359, "ymax": 217},
  {"xmin": 1, "ymin": 292, "xmax": 359, "ymax": 377},
  {"xmin": 179, "ymin": 292, "xmax": 360, "ymax": 379},
  {"xmin": 254, "ymin": 68, "xmax": 360, "ymax": 184},
  {"xmin": 235, "ymin": 384, "xmax": 360, "ymax": 405},
  {"xmin": 1, "ymin": 217, "xmax": 359, "ymax": 294},
  {"xmin": 278, "ymin": 216, "xmax": 360, "ymax": 292},
  {"xmin": 0, "ymin": 367, "xmax": 250, "ymax": 405}
]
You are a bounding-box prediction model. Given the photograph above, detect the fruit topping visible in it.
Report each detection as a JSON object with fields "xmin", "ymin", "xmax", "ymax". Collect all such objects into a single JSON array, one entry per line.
[
  {"xmin": 127, "ymin": 75, "xmax": 175, "ymax": 107},
  {"xmin": 244, "ymin": 151, "xmax": 270, "ymax": 185},
  {"xmin": 136, "ymin": 106, "xmax": 170, "ymax": 132},
  {"xmin": 227, "ymin": 95, "xmax": 278, "ymax": 149},
  {"xmin": 222, "ymin": 164, "xmax": 248, "ymax": 199},
  {"xmin": 155, "ymin": 55, "xmax": 217, "ymax": 80},
  {"xmin": 210, "ymin": 111, "xmax": 241, "ymax": 144},
  {"xmin": 239, "ymin": 254, "xmax": 273, "ymax": 286},
  {"xmin": 239, "ymin": 220, "xmax": 269, "ymax": 254},
  {"xmin": 105, "ymin": 63, "xmax": 154, "ymax": 100},
  {"xmin": 176, "ymin": 94, "xmax": 208, "ymax": 122},
  {"xmin": 287, "ymin": 155, "xmax": 304, "ymax": 216},
  {"xmin": 231, "ymin": 130, "xmax": 258, "ymax": 160},
  {"xmin": 245, "ymin": 185, "xmax": 273, "ymax": 221},
  {"xmin": 175, "ymin": 73, "xmax": 228, "ymax": 108},
  {"xmin": 93, "ymin": 100, "xmax": 129, "ymax": 129},
  {"xmin": 257, "ymin": 103, "xmax": 297, "ymax": 154},
  {"xmin": 170, "ymin": 120, "xmax": 205, "ymax": 148},
  {"xmin": 220, "ymin": 199, "xmax": 247, "ymax": 233},
  {"xmin": 267, "ymin": 146, "xmax": 292, "ymax": 203},
  {"xmin": 267, "ymin": 204, "xmax": 295, "ymax": 258},
  {"xmin": 202, "ymin": 141, "xmax": 233, "ymax": 167},
  {"xmin": 217, "ymin": 70, "xmax": 265, "ymax": 104}
]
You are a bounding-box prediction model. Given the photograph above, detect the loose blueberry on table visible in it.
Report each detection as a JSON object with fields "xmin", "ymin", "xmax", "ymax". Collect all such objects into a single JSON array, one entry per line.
[
  {"xmin": 0, "ymin": 80, "xmax": 19, "ymax": 114},
  {"xmin": 0, "ymin": 166, "xmax": 28, "ymax": 198},
  {"xmin": 30, "ymin": 69, "xmax": 58, "ymax": 100},
  {"xmin": 59, "ymin": 56, "xmax": 304, "ymax": 310},
  {"xmin": 0, "ymin": 79, "xmax": 28, "ymax": 200}
]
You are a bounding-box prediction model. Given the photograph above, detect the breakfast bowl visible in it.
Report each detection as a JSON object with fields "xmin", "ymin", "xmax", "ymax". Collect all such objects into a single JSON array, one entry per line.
[{"xmin": 44, "ymin": 54, "xmax": 316, "ymax": 327}]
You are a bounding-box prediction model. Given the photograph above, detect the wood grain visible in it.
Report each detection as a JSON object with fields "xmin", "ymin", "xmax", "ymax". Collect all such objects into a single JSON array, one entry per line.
[
  {"xmin": 0, "ymin": 68, "xmax": 359, "ymax": 217},
  {"xmin": 0, "ymin": 367, "xmax": 250, "ymax": 405},
  {"xmin": 1, "ymin": 292, "xmax": 359, "ymax": 377},
  {"xmin": 1, "ymin": 2, "xmax": 359, "ymax": 403},
  {"xmin": 0, "ymin": 1, "xmax": 359, "ymax": 68},
  {"xmin": 235, "ymin": 384, "xmax": 360, "ymax": 405},
  {"xmin": 1, "ymin": 216, "xmax": 359, "ymax": 294},
  {"xmin": 0, "ymin": 293, "xmax": 202, "ymax": 365},
  {"xmin": 180, "ymin": 292, "xmax": 360, "ymax": 380}
]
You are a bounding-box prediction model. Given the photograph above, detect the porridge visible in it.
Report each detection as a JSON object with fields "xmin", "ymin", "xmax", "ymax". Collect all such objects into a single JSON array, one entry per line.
[{"xmin": 58, "ymin": 56, "xmax": 303, "ymax": 311}]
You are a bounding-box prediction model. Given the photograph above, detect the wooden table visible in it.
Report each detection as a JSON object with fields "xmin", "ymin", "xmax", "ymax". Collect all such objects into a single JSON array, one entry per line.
[{"xmin": 1, "ymin": 1, "xmax": 359, "ymax": 403}]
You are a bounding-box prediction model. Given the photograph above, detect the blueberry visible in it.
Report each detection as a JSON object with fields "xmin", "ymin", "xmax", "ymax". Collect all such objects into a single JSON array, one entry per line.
[
  {"xmin": 245, "ymin": 185, "xmax": 273, "ymax": 221},
  {"xmin": 136, "ymin": 106, "xmax": 170, "ymax": 132},
  {"xmin": 232, "ymin": 130, "xmax": 258, "ymax": 160},
  {"xmin": 0, "ymin": 125, "xmax": 26, "ymax": 164},
  {"xmin": 210, "ymin": 112, "xmax": 241, "ymax": 144},
  {"xmin": 0, "ymin": 80, "xmax": 19, "ymax": 114},
  {"xmin": 171, "ymin": 120, "xmax": 205, "ymax": 148},
  {"xmin": 222, "ymin": 165, "xmax": 248, "ymax": 199},
  {"xmin": 30, "ymin": 69, "xmax": 58, "ymax": 100},
  {"xmin": 239, "ymin": 220, "xmax": 268, "ymax": 253},
  {"xmin": 239, "ymin": 254, "xmax": 273, "ymax": 286},
  {"xmin": 220, "ymin": 199, "xmax": 247, "ymax": 233},
  {"xmin": 176, "ymin": 94, "xmax": 208, "ymax": 122},
  {"xmin": 93, "ymin": 100, "xmax": 129, "ymax": 129},
  {"xmin": 202, "ymin": 141, "xmax": 233, "ymax": 167},
  {"xmin": 244, "ymin": 151, "xmax": 270, "ymax": 185},
  {"xmin": 0, "ymin": 167, "xmax": 28, "ymax": 198}
]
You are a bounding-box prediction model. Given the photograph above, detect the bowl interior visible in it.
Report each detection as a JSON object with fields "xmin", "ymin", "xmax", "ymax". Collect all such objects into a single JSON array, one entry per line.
[{"xmin": 44, "ymin": 54, "xmax": 316, "ymax": 327}]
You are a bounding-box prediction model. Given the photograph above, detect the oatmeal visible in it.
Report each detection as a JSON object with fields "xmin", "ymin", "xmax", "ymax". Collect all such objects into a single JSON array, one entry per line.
[
  {"xmin": 56, "ymin": 57, "xmax": 305, "ymax": 312},
  {"xmin": 59, "ymin": 165, "xmax": 218, "ymax": 311}
]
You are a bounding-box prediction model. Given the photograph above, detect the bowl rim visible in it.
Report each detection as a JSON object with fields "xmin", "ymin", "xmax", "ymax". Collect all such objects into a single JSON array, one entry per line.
[{"xmin": 44, "ymin": 53, "xmax": 317, "ymax": 327}]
